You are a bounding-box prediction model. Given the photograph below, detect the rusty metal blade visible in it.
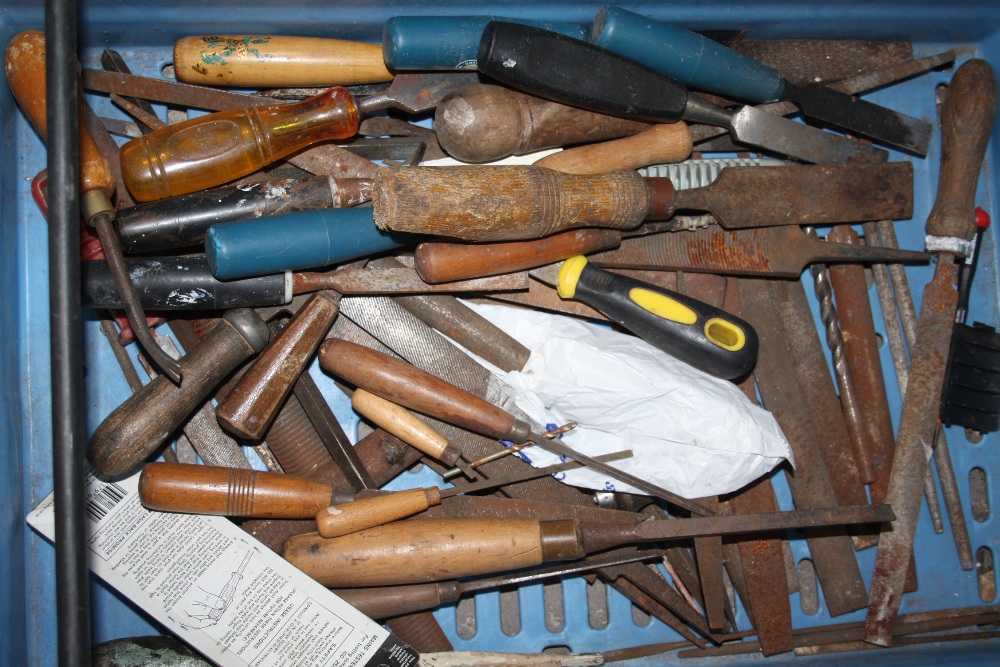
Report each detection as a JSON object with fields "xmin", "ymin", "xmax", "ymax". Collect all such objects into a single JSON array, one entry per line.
[
  {"xmin": 295, "ymin": 267, "xmax": 529, "ymax": 294},
  {"xmin": 83, "ymin": 68, "xmax": 273, "ymax": 110},
  {"xmin": 355, "ymin": 71, "xmax": 482, "ymax": 115},
  {"xmin": 734, "ymin": 40, "xmax": 915, "ymax": 87},
  {"xmin": 671, "ymin": 162, "xmax": 913, "ymax": 229},
  {"xmin": 589, "ymin": 225, "xmax": 927, "ymax": 276}
]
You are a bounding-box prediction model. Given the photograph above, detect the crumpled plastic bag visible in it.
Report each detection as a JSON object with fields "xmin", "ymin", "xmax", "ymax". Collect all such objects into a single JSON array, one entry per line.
[{"xmin": 461, "ymin": 301, "xmax": 793, "ymax": 498}]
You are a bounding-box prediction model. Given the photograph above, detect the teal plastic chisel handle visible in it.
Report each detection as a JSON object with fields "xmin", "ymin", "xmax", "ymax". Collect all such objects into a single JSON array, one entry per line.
[
  {"xmin": 591, "ymin": 6, "xmax": 785, "ymax": 104},
  {"xmin": 384, "ymin": 15, "xmax": 586, "ymax": 70},
  {"xmin": 205, "ymin": 207, "xmax": 422, "ymax": 280}
]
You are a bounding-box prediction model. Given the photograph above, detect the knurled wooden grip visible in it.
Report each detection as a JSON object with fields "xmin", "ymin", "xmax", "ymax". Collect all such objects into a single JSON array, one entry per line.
[
  {"xmin": 434, "ymin": 83, "xmax": 651, "ymax": 163},
  {"xmin": 138, "ymin": 462, "xmax": 349, "ymax": 518},
  {"xmin": 217, "ymin": 292, "xmax": 339, "ymax": 441},
  {"xmin": 351, "ymin": 389, "xmax": 458, "ymax": 464},
  {"xmin": 334, "ymin": 583, "xmax": 460, "ymax": 620},
  {"xmin": 413, "ymin": 229, "xmax": 623, "ymax": 284},
  {"xmin": 89, "ymin": 310, "xmax": 270, "ymax": 478},
  {"xmin": 174, "ymin": 35, "xmax": 393, "ymax": 87},
  {"xmin": 926, "ymin": 59, "xmax": 998, "ymax": 240},
  {"xmin": 533, "ymin": 123, "xmax": 694, "ymax": 175},
  {"xmin": 283, "ymin": 518, "xmax": 583, "ymax": 586},
  {"xmin": 373, "ymin": 166, "xmax": 654, "ymax": 241},
  {"xmin": 320, "ymin": 339, "xmax": 520, "ymax": 441},
  {"xmin": 315, "ymin": 487, "xmax": 442, "ymax": 538},
  {"xmin": 5, "ymin": 30, "xmax": 115, "ymax": 200}
]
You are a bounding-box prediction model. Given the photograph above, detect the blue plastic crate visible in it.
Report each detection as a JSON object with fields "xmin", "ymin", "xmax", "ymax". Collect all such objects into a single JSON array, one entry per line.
[{"xmin": 2, "ymin": 2, "xmax": 1000, "ymax": 665}]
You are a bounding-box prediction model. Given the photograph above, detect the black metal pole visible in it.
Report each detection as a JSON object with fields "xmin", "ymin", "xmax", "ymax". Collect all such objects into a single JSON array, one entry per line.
[{"xmin": 45, "ymin": 0, "xmax": 92, "ymax": 664}]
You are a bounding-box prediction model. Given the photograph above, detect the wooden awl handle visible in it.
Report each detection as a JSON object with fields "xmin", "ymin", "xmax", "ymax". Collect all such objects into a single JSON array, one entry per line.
[
  {"xmin": 351, "ymin": 389, "xmax": 462, "ymax": 465},
  {"xmin": 534, "ymin": 122, "xmax": 693, "ymax": 175},
  {"xmin": 315, "ymin": 487, "xmax": 442, "ymax": 538},
  {"xmin": 413, "ymin": 229, "xmax": 623, "ymax": 284},
  {"xmin": 320, "ymin": 339, "xmax": 527, "ymax": 442},
  {"xmin": 925, "ymin": 59, "xmax": 998, "ymax": 240},
  {"xmin": 88, "ymin": 310, "xmax": 270, "ymax": 478},
  {"xmin": 138, "ymin": 462, "xmax": 352, "ymax": 518},
  {"xmin": 174, "ymin": 35, "xmax": 393, "ymax": 87}
]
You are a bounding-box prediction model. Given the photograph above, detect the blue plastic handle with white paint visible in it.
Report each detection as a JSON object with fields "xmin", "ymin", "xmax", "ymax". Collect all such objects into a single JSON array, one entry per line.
[
  {"xmin": 205, "ymin": 207, "xmax": 422, "ymax": 280},
  {"xmin": 384, "ymin": 15, "xmax": 587, "ymax": 71},
  {"xmin": 590, "ymin": 6, "xmax": 785, "ymax": 104}
]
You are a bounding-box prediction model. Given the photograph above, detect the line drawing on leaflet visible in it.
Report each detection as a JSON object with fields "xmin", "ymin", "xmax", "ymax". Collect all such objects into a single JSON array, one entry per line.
[{"xmin": 180, "ymin": 548, "xmax": 256, "ymax": 630}]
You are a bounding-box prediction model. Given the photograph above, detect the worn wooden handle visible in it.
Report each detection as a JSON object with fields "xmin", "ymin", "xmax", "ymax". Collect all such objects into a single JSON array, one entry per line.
[
  {"xmin": 334, "ymin": 582, "xmax": 459, "ymax": 620},
  {"xmin": 352, "ymin": 389, "xmax": 452, "ymax": 461},
  {"xmin": 315, "ymin": 487, "xmax": 442, "ymax": 538},
  {"xmin": 217, "ymin": 292, "xmax": 339, "ymax": 440},
  {"xmin": 373, "ymin": 166, "xmax": 652, "ymax": 241},
  {"xmin": 88, "ymin": 310, "xmax": 270, "ymax": 478},
  {"xmin": 283, "ymin": 519, "xmax": 547, "ymax": 586},
  {"xmin": 413, "ymin": 229, "xmax": 623, "ymax": 284},
  {"xmin": 434, "ymin": 83, "xmax": 652, "ymax": 163},
  {"xmin": 320, "ymin": 339, "xmax": 518, "ymax": 440},
  {"xmin": 138, "ymin": 462, "xmax": 336, "ymax": 518},
  {"xmin": 534, "ymin": 122, "xmax": 693, "ymax": 174},
  {"xmin": 173, "ymin": 35, "xmax": 393, "ymax": 87},
  {"xmin": 5, "ymin": 30, "xmax": 115, "ymax": 198},
  {"xmin": 926, "ymin": 59, "xmax": 998, "ymax": 240}
]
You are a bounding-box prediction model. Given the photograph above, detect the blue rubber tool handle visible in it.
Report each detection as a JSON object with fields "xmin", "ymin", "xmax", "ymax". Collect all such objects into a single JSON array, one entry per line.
[
  {"xmin": 205, "ymin": 207, "xmax": 422, "ymax": 280},
  {"xmin": 384, "ymin": 15, "xmax": 586, "ymax": 71},
  {"xmin": 591, "ymin": 6, "xmax": 785, "ymax": 104}
]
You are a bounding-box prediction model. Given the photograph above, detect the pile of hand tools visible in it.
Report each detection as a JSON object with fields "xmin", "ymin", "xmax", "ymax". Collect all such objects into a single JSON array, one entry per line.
[{"xmin": 8, "ymin": 6, "xmax": 1000, "ymax": 664}]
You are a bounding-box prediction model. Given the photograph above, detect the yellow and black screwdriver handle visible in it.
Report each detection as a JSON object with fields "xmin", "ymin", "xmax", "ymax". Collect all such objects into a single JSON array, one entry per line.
[{"xmin": 555, "ymin": 256, "xmax": 758, "ymax": 379}]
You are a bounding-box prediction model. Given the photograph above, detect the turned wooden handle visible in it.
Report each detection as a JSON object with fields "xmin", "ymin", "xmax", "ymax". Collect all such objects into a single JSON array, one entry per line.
[
  {"xmin": 217, "ymin": 292, "xmax": 339, "ymax": 440},
  {"xmin": 352, "ymin": 389, "xmax": 456, "ymax": 463},
  {"xmin": 173, "ymin": 35, "xmax": 393, "ymax": 87},
  {"xmin": 334, "ymin": 582, "xmax": 459, "ymax": 620},
  {"xmin": 926, "ymin": 59, "xmax": 998, "ymax": 240},
  {"xmin": 138, "ymin": 462, "xmax": 337, "ymax": 518},
  {"xmin": 534, "ymin": 122, "xmax": 693, "ymax": 175},
  {"xmin": 413, "ymin": 229, "xmax": 623, "ymax": 284},
  {"xmin": 316, "ymin": 487, "xmax": 442, "ymax": 538},
  {"xmin": 5, "ymin": 30, "xmax": 115, "ymax": 199},
  {"xmin": 373, "ymin": 166, "xmax": 652, "ymax": 241},
  {"xmin": 320, "ymin": 339, "xmax": 519, "ymax": 440},
  {"xmin": 434, "ymin": 83, "xmax": 651, "ymax": 163},
  {"xmin": 283, "ymin": 518, "xmax": 548, "ymax": 586}
]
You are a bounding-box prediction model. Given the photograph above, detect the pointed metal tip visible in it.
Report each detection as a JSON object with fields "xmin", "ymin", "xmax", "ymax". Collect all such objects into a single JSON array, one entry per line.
[{"xmin": 527, "ymin": 262, "xmax": 562, "ymax": 288}]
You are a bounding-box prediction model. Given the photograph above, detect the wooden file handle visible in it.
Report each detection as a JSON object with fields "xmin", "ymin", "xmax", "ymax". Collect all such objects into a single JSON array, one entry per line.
[
  {"xmin": 320, "ymin": 339, "xmax": 528, "ymax": 442},
  {"xmin": 283, "ymin": 518, "xmax": 582, "ymax": 587},
  {"xmin": 925, "ymin": 59, "xmax": 997, "ymax": 240},
  {"xmin": 315, "ymin": 487, "xmax": 442, "ymax": 538},
  {"xmin": 351, "ymin": 389, "xmax": 460, "ymax": 465},
  {"xmin": 334, "ymin": 583, "xmax": 460, "ymax": 620},
  {"xmin": 534, "ymin": 122, "xmax": 693, "ymax": 175},
  {"xmin": 217, "ymin": 292, "xmax": 339, "ymax": 440},
  {"xmin": 138, "ymin": 462, "xmax": 348, "ymax": 518},
  {"xmin": 373, "ymin": 166, "xmax": 665, "ymax": 241},
  {"xmin": 5, "ymin": 30, "xmax": 115, "ymax": 204},
  {"xmin": 173, "ymin": 35, "xmax": 393, "ymax": 87},
  {"xmin": 434, "ymin": 83, "xmax": 651, "ymax": 163},
  {"xmin": 413, "ymin": 229, "xmax": 623, "ymax": 284},
  {"xmin": 88, "ymin": 310, "xmax": 270, "ymax": 478}
]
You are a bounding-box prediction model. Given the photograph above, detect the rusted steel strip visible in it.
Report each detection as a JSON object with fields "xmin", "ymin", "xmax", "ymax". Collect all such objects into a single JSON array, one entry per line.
[
  {"xmin": 827, "ymin": 225, "xmax": 898, "ymax": 491},
  {"xmin": 736, "ymin": 277, "xmax": 869, "ymax": 617},
  {"xmin": 767, "ymin": 278, "xmax": 875, "ymax": 549},
  {"xmin": 588, "ymin": 224, "xmax": 927, "ymax": 277}
]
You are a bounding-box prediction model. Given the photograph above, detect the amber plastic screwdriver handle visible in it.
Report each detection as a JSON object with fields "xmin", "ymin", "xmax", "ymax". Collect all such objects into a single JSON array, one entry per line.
[
  {"xmin": 925, "ymin": 59, "xmax": 998, "ymax": 240},
  {"xmin": 373, "ymin": 165, "xmax": 666, "ymax": 241},
  {"xmin": 413, "ymin": 229, "xmax": 623, "ymax": 284},
  {"xmin": 320, "ymin": 339, "xmax": 526, "ymax": 442},
  {"xmin": 5, "ymin": 30, "xmax": 115, "ymax": 198},
  {"xmin": 283, "ymin": 518, "xmax": 583, "ymax": 587},
  {"xmin": 533, "ymin": 122, "xmax": 693, "ymax": 174},
  {"xmin": 138, "ymin": 462, "xmax": 354, "ymax": 518},
  {"xmin": 174, "ymin": 35, "xmax": 393, "ymax": 87},
  {"xmin": 89, "ymin": 310, "xmax": 270, "ymax": 478},
  {"xmin": 434, "ymin": 83, "xmax": 652, "ymax": 163},
  {"xmin": 351, "ymin": 389, "xmax": 466, "ymax": 466},
  {"xmin": 119, "ymin": 87, "xmax": 360, "ymax": 201},
  {"xmin": 216, "ymin": 292, "xmax": 340, "ymax": 441}
]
